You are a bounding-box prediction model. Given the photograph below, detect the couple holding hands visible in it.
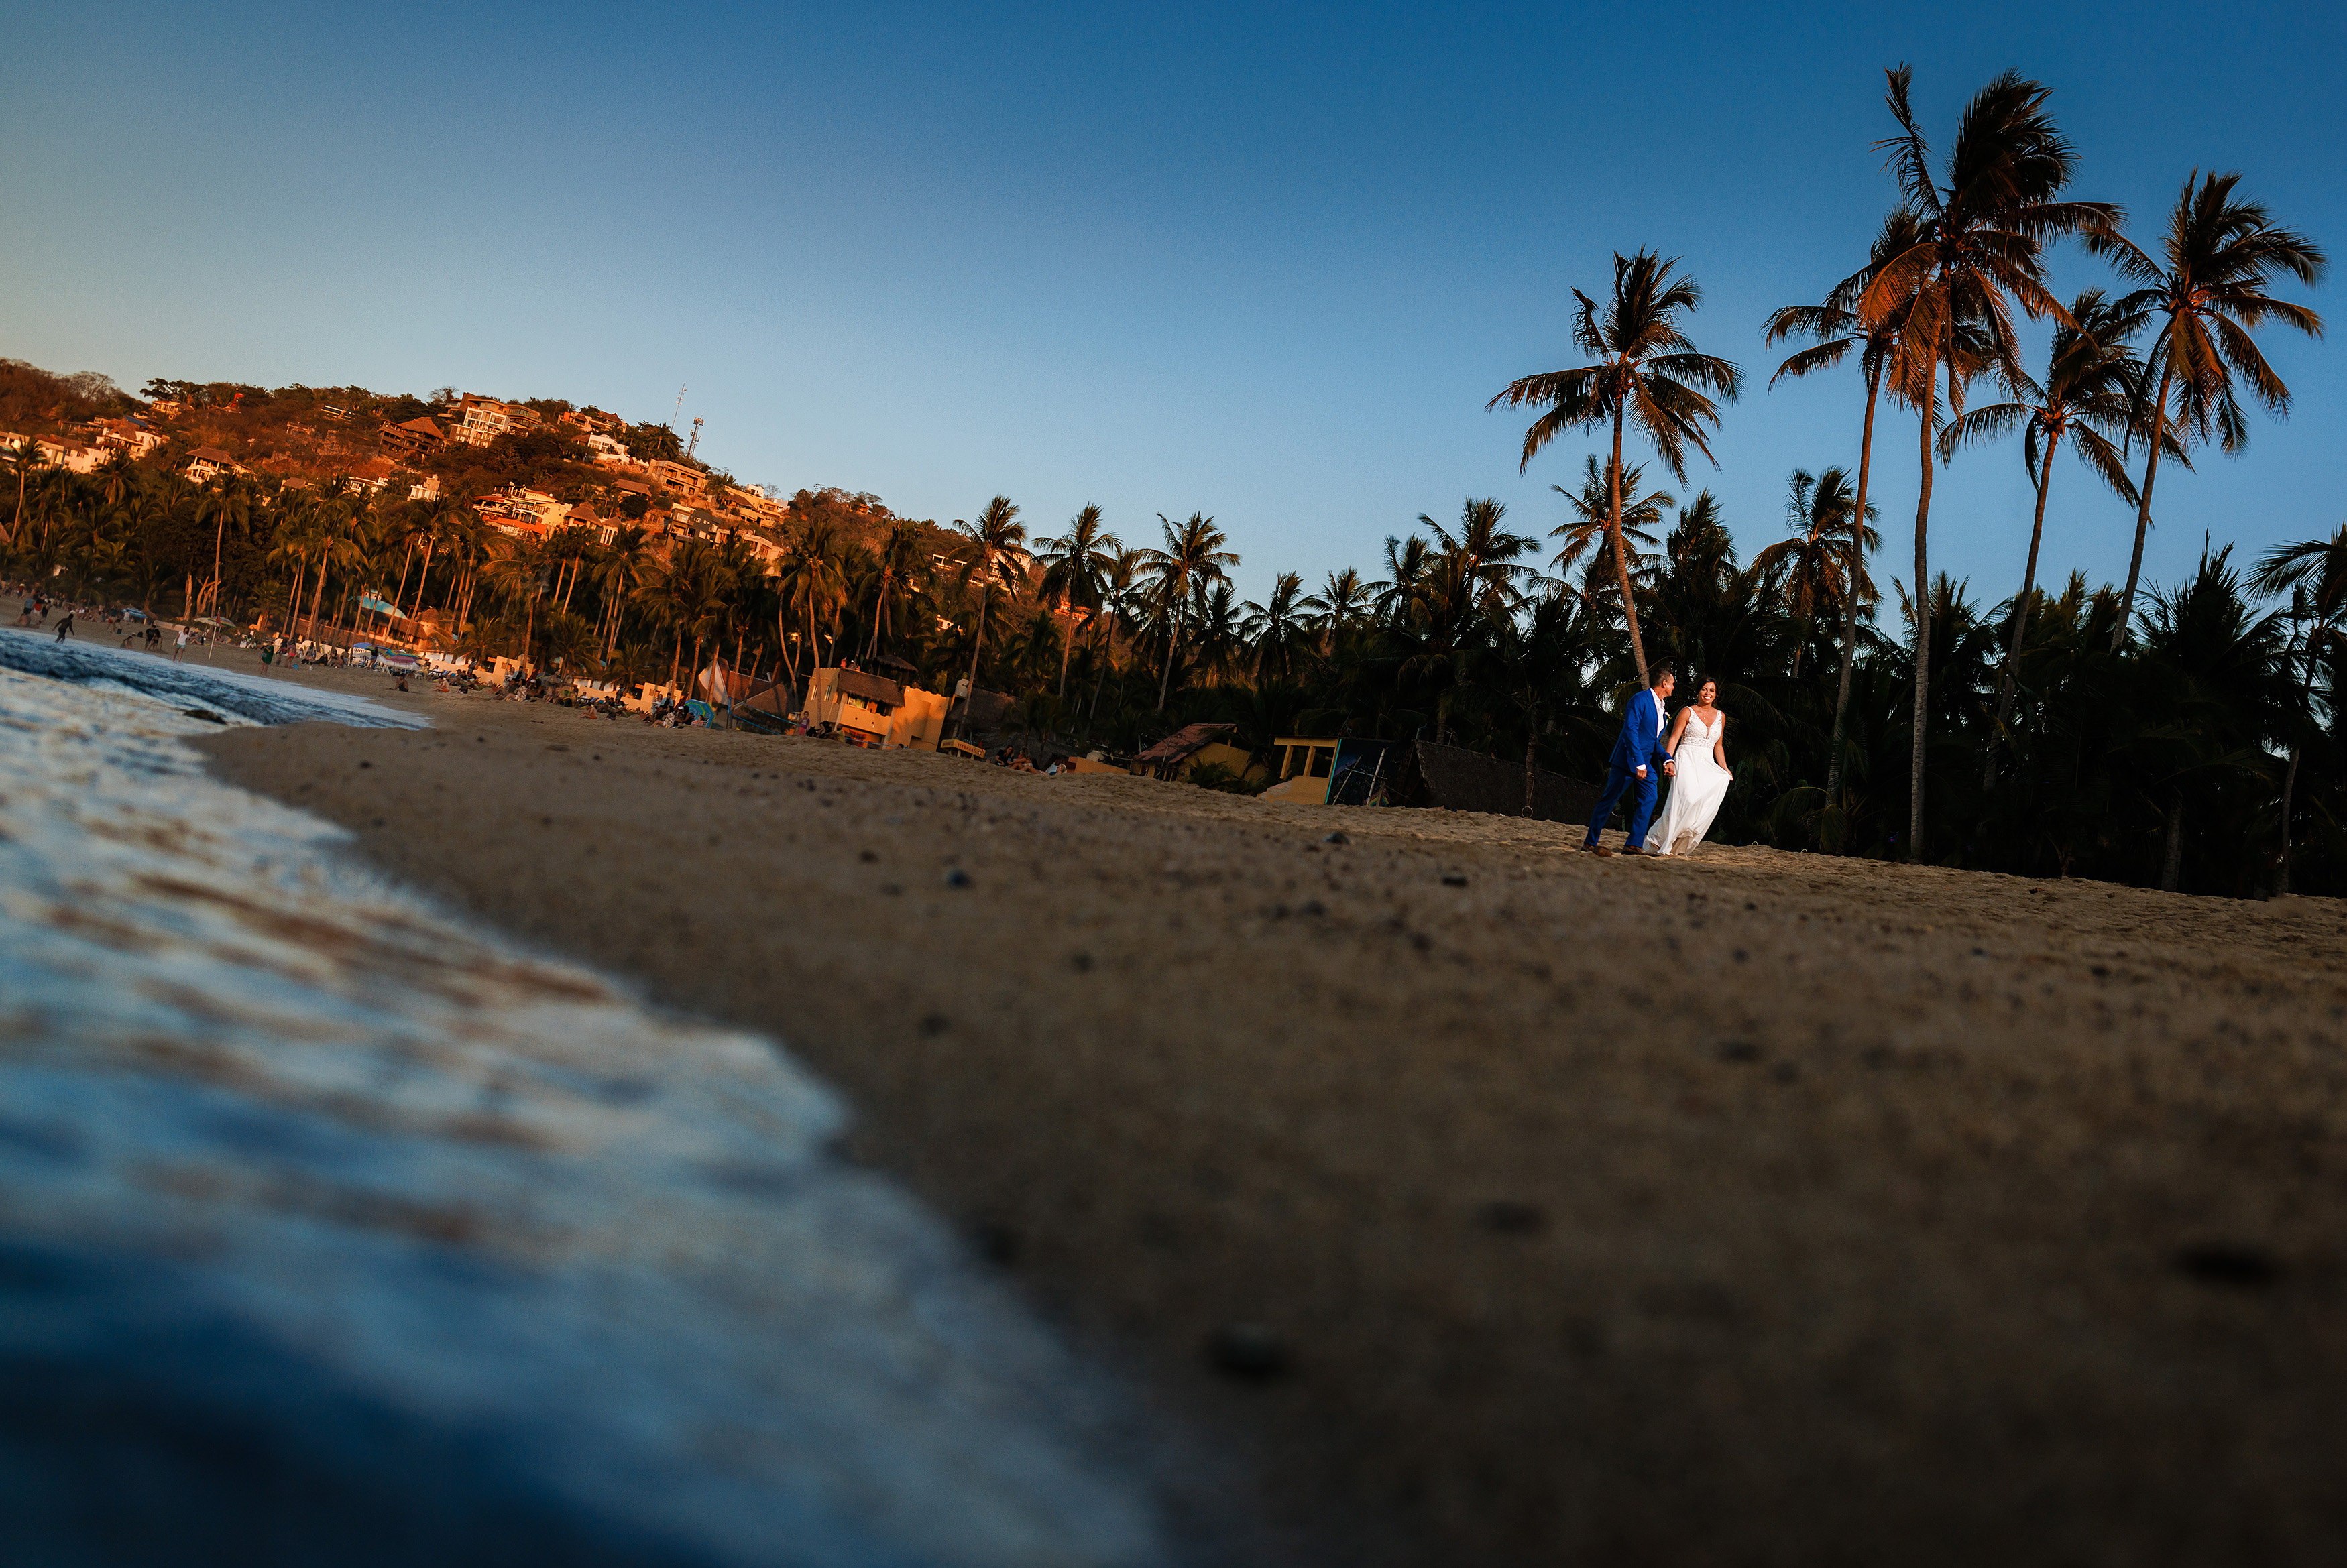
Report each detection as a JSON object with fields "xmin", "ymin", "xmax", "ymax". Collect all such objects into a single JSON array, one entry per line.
[{"xmin": 1580, "ymin": 665, "xmax": 1733, "ymax": 859}]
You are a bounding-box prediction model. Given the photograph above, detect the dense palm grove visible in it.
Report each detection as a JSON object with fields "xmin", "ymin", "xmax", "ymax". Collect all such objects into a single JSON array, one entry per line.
[{"xmin": 4, "ymin": 67, "xmax": 2340, "ymax": 899}]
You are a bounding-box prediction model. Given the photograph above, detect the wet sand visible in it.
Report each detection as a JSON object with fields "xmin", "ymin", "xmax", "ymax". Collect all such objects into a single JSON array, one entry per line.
[{"xmin": 182, "ymin": 656, "xmax": 2347, "ymax": 1564}]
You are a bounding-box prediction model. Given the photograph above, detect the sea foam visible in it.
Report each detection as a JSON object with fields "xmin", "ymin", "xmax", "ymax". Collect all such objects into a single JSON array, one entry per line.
[{"xmin": 0, "ymin": 651, "xmax": 1169, "ymax": 1567}]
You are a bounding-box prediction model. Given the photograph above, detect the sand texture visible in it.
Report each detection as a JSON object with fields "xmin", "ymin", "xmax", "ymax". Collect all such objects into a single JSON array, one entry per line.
[{"xmin": 194, "ymin": 676, "xmax": 2347, "ymax": 1565}]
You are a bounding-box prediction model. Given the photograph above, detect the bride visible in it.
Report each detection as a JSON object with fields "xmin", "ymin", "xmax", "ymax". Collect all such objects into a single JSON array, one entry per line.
[{"xmin": 1644, "ymin": 677, "xmax": 1731, "ymax": 857}]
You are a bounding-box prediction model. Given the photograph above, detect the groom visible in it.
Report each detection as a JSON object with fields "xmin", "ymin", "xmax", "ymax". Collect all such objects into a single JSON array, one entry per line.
[{"xmin": 1581, "ymin": 666, "xmax": 1675, "ymax": 859}]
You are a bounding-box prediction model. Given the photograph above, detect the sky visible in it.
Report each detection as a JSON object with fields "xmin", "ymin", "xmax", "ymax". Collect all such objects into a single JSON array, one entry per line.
[{"xmin": 3, "ymin": 1, "xmax": 2340, "ymax": 611}]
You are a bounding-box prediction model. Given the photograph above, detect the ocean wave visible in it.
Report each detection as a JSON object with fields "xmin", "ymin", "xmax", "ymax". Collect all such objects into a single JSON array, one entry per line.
[
  {"xmin": 0, "ymin": 627, "xmax": 428, "ymax": 729},
  {"xmin": 0, "ymin": 663, "xmax": 1169, "ymax": 1567}
]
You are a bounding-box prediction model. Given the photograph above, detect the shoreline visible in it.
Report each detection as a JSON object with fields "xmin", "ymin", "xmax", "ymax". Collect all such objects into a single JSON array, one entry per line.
[{"xmin": 170, "ymin": 642, "xmax": 2347, "ymax": 1563}]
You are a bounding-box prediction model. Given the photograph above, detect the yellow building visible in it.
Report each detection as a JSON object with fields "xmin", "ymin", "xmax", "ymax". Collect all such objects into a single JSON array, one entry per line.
[
  {"xmin": 1130, "ymin": 723, "xmax": 1263, "ymax": 782},
  {"xmin": 1258, "ymin": 736, "xmax": 1397, "ymax": 805},
  {"xmin": 803, "ymin": 667, "xmax": 951, "ymax": 749}
]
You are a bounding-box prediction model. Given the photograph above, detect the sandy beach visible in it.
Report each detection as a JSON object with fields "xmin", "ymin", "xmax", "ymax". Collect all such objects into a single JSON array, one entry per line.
[{"xmin": 132, "ymin": 638, "xmax": 2347, "ymax": 1563}]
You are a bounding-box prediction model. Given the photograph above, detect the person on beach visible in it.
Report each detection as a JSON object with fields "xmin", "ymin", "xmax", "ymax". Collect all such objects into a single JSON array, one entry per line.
[
  {"xmin": 1644, "ymin": 676, "xmax": 1733, "ymax": 857},
  {"xmin": 1581, "ymin": 666, "xmax": 1676, "ymax": 859},
  {"xmin": 54, "ymin": 613, "xmax": 75, "ymax": 641},
  {"xmin": 172, "ymin": 625, "xmax": 190, "ymax": 662}
]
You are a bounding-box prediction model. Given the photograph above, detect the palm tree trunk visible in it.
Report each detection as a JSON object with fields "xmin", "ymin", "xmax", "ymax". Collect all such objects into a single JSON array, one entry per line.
[
  {"xmin": 2276, "ymin": 622, "xmax": 2326, "ymax": 895},
  {"xmin": 1090, "ymin": 615, "xmax": 1116, "ymax": 721},
  {"xmin": 1522, "ymin": 709, "xmax": 1538, "ymax": 817},
  {"xmin": 1155, "ymin": 618, "xmax": 1180, "ymax": 712},
  {"xmin": 1057, "ymin": 609, "xmax": 1073, "ymax": 700},
  {"xmin": 2161, "ymin": 789, "xmax": 2185, "ymax": 892},
  {"xmin": 1984, "ymin": 430, "xmax": 2062, "ymax": 790},
  {"xmin": 1907, "ymin": 324, "xmax": 1944, "ymax": 863},
  {"xmin": 2113, "ymin": 361, "xmax": 2176, "ymax": 652},
  {"xmin": 391, "ymin": 543, "xmax": 416, "ymax": 636},
  {"xmin": 958, "ymin": 584, "xmax": 992, "ymax": 739},
  {"xmin": 1825, "ymin": 370, "xmax": 1882, "ymax": 809},
  {"xmin": 406, "ymin": 539, "xmax": 435, "ymax": 623},
  {"xmin": 1607, "ymin": 407, "xmax": 1650, "ymax": 687},
  {"xmin": 306, "ymin": 561, "xmax": 327, "ymax": 643}
]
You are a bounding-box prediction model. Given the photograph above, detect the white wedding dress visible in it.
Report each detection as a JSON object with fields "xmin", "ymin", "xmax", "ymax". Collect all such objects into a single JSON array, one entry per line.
[{"xmin": 1644, "ymin": 708, "xmax": 1729, "ymax": 857}]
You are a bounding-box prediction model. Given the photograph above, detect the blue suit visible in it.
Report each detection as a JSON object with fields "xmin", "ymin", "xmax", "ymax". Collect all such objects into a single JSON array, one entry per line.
[{"xmin": 1585, "ymin": 686, "xmax": 1673, "ymax": 850}]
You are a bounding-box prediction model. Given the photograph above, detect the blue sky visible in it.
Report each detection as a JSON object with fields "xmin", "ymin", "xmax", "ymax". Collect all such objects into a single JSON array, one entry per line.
[{"xmin": 3, "ymin": 2, "xmax": 2338, "ymax": 610}]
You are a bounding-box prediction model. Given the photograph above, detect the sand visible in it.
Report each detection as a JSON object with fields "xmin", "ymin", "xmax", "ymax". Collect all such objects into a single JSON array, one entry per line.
[{"xmin": 158, "ymin": 645, "xmax": 2347, "ymax": 1563}]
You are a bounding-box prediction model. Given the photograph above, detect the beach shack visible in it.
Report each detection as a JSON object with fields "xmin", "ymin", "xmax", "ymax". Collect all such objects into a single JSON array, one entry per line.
[
  {"xmin": 804, "ymin": 666, "xmax": 950, "ymax": 749},
  {"xmin": 1258, "ymin": 736, "xmax": 1395, "ymax": 806},
  {"xmin": 1131, "ymin": 722, "xmax": 1257, "ymax": 782}
]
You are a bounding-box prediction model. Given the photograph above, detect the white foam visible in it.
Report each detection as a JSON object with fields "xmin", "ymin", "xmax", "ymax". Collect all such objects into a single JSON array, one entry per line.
[
  {"xmin": 0, "ymin": 664, "xmax": 1169, "ymax": 1567},
  {"xmin": 0, "ymin": 626, "xmax": 429, "ymax": 729}
]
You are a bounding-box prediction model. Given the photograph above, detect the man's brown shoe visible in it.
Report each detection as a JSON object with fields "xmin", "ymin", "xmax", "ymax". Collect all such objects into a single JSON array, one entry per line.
[{"xmin": 1581, "ymin": 843, "xmax": 1615, "ymax": 858}]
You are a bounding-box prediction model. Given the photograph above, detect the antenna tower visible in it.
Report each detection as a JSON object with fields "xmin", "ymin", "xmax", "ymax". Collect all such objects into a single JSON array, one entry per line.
[{"xmin": 687, "ymin": 416, "xmax": 704, "ymax": 462}]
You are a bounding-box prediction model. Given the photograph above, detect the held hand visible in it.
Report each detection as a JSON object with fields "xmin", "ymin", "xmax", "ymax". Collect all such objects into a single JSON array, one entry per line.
[{"xmin": 1662, "ymin": 760, "xmax": 1676, "ymax": 777}]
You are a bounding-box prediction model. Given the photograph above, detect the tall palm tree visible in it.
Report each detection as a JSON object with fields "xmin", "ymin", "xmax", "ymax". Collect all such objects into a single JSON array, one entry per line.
[
  {"xmin": 1240, "ymin": 571, "xmax": 1312, "ymax": 684},
  {"xmin": 1301, "ymin": 567, "xmax": 1371, "ymax": 643},
  {"xmin": 1754, "ymin": 467, "xmax": 1877, "ymax": 680},
  {"xmin": 1033, "ymin": 503, "xmax": 1121, "ymax": 698},
  {"xmin": 1766, "ymin": 208, "xmax": 1931, "ymax": 802},
  {"xmin": 3, "ymin": 437, "xmax": 45, "ymax": 546},
  {"xmin": 593, "ymin": 524, "xmax": 656, "ymax": 660},
  {"xmin": 1862, "ymin": 64, "xmax": 2115, "ymax": 859},
  {"xmin": 486, "ymin": 535, "xmax": 554, "ymax": 672},
  {"xmin": 2091, "ymin": 172, "xmax": 2326, "ymax": 649},
  {"xmin": 951, "ymin": 495, "xmax": 1025, "ymax": 735},
  {"xmin": 1372, "ymin": 534, "xmax": 1432, "ymax": 626},
  {"xmin": 1138, "ymin": 511, "xmax": 1239, "ymax": 711},
  {"xmin": 1089, "ymin": 544, "xmax": 1148, "ymax": 721},
  {"xmin": 862, "ymin": 516, "xmax": 929, "ymax": 665},
  {"xmin": 1418, "ymin": 497, "xmax": 1538, "ymax": 619},
  {"xmin": 788, "ymin": 522, "xmax": 850, "ymax": 677},
  {"xmin": 1548, "ymin": 455, "xmax": 1670, "ymax": 596},
  {"xmin": 1939, "ymin": 288, "xmax": 2162, "ymax": 785},
  {"xmin": 1489, "ymin": 250, "xmax": 1741, "ymax": 686},
  {"xmin": 2251, "ymin": 524, "xmax": 2347, "ymax": 894},
  {"xmin": 194, "ymin": 482, "xmax": 252, "ymax": 625}
]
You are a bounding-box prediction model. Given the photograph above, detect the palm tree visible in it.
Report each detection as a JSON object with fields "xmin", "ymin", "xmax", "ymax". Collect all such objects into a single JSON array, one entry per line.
[
  {"xmin": 1240, "ymin": 571, "xmax": 1312, "ymax": 684},
  {"xmin": 3, "ymin": 437, "xmax": 44, "ymax": 546},
  {"xmin": 594, "ymin": 524, "xmax": 658, "ymax": 662},
  {"xmin": 1372, "ymin": 534, "xmax": 1432, "ymax": 626},
  {"xmin": 1301, "ymin": 568, "xmax": 1371, "ymax": 642},
  {"xmin": 1766, "ymin": 208, "xmax": 1930, "ymax": 802},
  {"xmin": 786, "ymin": 522, "xmax": 850, "ymax": 678},
  {"xmin": 1754, "ymin": 467, "xmax": 1877, "ymax": 680},
  {"xmin": 1495, "ymin": 591, "xmax": 1597, "ymax": 816},
  {"xmin": 1862, "ymin": 64, "xmax": 2115, "ymax": 859},
  {"xmin": 2135, "ymin": 544, "xmax": 2287, "ymax": 890},
  {"xmin": 1137, "ymin": 511, "xmax": 1239, "ymax": 711},
  {"xmin": 1489, "ymin": 249, "xmax": 1741, "ymax": 686},
  {"xmin": 2091, "ymin": 172, "xmax": 2327, "ymax": 650},
  {"xmin": 1089, "ymin": 544, "xmax": 1148, "ymax": 721},
  {"xmin": 1418, "ymin": 497, "xmax": 1537, "ymax": 619},
  {"xmin": 1548, "ymin": 455, "xmax": 1670, "ymax": 596},
  {"xmin": 2252, "ymin": 524, "xmax": 2347, "ymax": 894},
  {"xmin": 486, "ymin": 535, "xmax": 554, "ymax": 672},
  {"xmin": 194, "ymin": 482, "xmax": 252, "ymax": 627},
  {"xmin": 950, "ymin": 495, "xmax": 1025, "ymax": 736},
  {"xmin": 1939, "ymin": 288, "xmax": 2161, "ymax": 785},
  {"xmin": 862, "ymin": 516, "xmax": 929, "ymax": 665},
  {"xmin": 1034, "ymin": 503, "xmax": 1121, "ymax": 698}
]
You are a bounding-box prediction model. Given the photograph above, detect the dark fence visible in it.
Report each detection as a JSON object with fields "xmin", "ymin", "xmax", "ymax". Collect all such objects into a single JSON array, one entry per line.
[{"xmin": 1390, "ymin": 740, "xmax": 1601, "ymax": 827}]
